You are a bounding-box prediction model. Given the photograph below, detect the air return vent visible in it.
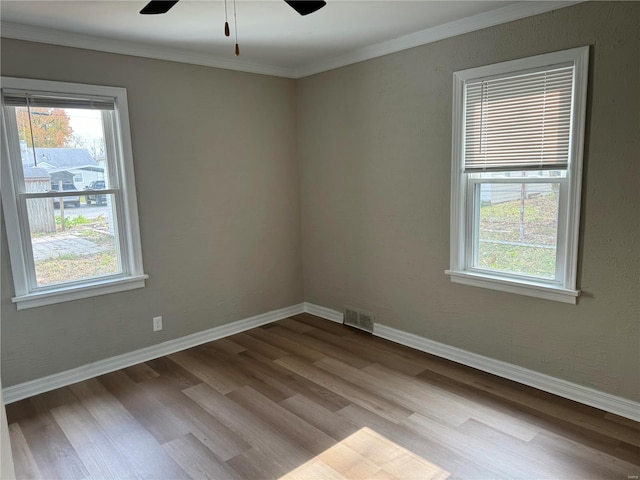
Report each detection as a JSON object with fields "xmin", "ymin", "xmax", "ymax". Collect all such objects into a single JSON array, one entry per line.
[{"xmin": 343, "ymin": 307, "xmax": 375, "ymax": 333}]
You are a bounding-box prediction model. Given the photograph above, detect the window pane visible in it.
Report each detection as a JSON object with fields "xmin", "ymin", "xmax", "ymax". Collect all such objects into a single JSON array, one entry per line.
[
  {"xmin": 17, "ymin": 104, "xmax": 119, "ymax": 287},
  {"xmin": 28, "ymin": 195, "xmax": 121, "ymax": 287},
  {"xmin": 17, "ymin": 106, "xmax": 110, "ymax": 192},
  {"xmin": 476, "ymin": 183, "xmax": 559, "ymax": 279}
]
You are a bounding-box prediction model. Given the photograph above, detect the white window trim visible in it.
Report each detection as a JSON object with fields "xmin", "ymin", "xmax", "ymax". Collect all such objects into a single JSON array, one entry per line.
[
  {"xmin": 445, "ymin": 46, "xmax": 589, "ymax": 304},
  {"xmin": 1, "ymin": 77, "xmax": 147, "ymax": 309}
]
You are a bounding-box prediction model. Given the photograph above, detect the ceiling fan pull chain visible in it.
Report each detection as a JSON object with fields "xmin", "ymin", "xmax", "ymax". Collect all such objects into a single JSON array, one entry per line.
[
  {"xmin": 224, "ymin": 0, "xmax": 230, "ymax": 37},
  {"xmin": 233, "ymin": 0, "xmax": 239, "ymax": 56},
  {"xmin": 138, "ymin": 0, "xmax": 326, "ymax": 57}
]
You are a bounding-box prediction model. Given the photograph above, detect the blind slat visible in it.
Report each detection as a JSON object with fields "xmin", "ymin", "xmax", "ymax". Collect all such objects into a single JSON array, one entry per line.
[
  {"xmin": 466, "ymin": 116, "xmax": 572, "ymax": 128},
  {"xmin": 463, "ymin": 66, "xmax": 574, "ymax": 172},
  {"xmin": 466, "ymin": 83, "xmax": 573, "ymax": 101},
  {"xmin": 466, "ymin": 67, "xmax": 573, "ymax": 89}
]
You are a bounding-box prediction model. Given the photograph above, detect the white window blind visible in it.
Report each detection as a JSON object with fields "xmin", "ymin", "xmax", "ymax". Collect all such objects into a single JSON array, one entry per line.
[
  {"xmin": 2, "ymin": 90, "xmax": 115, "ymax": 110},
  {"xmin": 464, "ymin": 66, "xmax": 574, "ymax": 172}
]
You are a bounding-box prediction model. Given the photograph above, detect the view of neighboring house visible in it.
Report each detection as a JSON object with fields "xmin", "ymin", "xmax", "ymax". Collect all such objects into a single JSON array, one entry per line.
[
  {"xmin": 21, "ymin": 145, "xmax": 106, "ymax": 233},
  {"xmin": 20, "ymin": 143, "xmax": 104, "ymax": 189},
  {"xmin": 479, "ymin": 173, "xmax": 557, "ymax": 205}
]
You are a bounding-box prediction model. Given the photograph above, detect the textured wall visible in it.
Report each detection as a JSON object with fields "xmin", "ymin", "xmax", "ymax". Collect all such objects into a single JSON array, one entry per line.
[
  {"xmin": 1, "ymin": 40, "xmax": 303, "ymax": 386},
  {"xmin": 298, "ymin": 2, "xmax": 640, "ymax": 401}
]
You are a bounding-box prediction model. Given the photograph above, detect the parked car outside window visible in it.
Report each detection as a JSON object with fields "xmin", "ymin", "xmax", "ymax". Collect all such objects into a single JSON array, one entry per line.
[
  {"xmin": 84, "ymin": 180, "xmax": 106, "ymax": 205},
  {"xmin": 51, "ymin": 182, "xmax": 81, "ymax": 208}
]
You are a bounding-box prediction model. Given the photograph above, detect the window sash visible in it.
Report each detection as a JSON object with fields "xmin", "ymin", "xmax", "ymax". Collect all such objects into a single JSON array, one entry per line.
[
  {"xmin": 464, "ymin": 175, "xmax": 567, "ymax": 284},
  {"xmin": 2, "ymin": 102, "xmax": 128, "ymax": 293},
  {"xmin": 26, "ymin": 201, "xmax": 126, "ymax": 292},
  {"xmin": 20, "ymin": 189, "xmax": 120, "ymax": 200},
  {"xmin": 463, "ymin": 66, "xmax": 574, "ymax": 172}
]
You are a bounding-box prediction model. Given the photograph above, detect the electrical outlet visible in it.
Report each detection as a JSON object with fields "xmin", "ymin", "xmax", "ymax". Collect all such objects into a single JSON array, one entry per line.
[{"xmin": 153, "ymin": 316, "xmax": 163, "ymax": 332}]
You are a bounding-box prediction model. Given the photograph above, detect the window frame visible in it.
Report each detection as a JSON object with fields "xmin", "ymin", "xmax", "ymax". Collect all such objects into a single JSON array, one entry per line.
[
  {"xmin": 445, "ymin": 47, "xmax": 589, "ymax": 304},
  {"xmin": 1, "ymin": 77, "xmax": 147, "ymax": 309}
]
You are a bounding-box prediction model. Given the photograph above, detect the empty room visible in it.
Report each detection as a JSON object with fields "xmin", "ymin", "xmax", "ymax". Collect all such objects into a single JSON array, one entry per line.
[{"xmin": 0, "ymin": 1, "xmax": 638, "ymax": 478}]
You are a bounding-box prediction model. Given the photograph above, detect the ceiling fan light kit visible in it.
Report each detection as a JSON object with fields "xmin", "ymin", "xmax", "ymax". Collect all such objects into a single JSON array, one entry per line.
[{"xmin": 139, "ymin": 0, "xmax": 327, "ymax": 56}]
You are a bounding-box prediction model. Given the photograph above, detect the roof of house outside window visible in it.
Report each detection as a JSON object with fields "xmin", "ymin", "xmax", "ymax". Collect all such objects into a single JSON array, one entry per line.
[
  {"xmin": 23, "ymin": 166, "xmax": 51, "ymax": 179},
  {"xmin": 21, "ymin": 147, "xmax": 98, "ymax": 171}
]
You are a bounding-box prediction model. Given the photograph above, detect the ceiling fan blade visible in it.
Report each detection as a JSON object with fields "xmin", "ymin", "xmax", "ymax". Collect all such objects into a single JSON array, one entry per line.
[
  {"xmin": 284, "ymin": 0, "xmax": 326, "ymax": 16},
  {"xmin": 140, "ymin": 0, "xmax": 180, "ymax": 15}
]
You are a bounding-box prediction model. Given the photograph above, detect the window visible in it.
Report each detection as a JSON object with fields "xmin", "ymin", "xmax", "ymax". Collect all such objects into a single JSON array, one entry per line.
[
  {"xmin": 446, "ymin": 47, "xmax": 589, "ymax": 303},
  {"xmin": 1, "ymin": 77, "xmax": 147, "ymax": 309}
]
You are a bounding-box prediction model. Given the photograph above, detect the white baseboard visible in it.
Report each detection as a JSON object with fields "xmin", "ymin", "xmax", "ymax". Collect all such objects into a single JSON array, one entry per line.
[
  {"xmin": 2, "ymin": 303, "xmax": 305, "ymax": 404},
  {"xmin": 303, "ymin": 302, "xmax": 344, "ymax": 323},
  {"xmin": 5, "ymin": 301, "xmax": 638, "ymax": 422},
  {"xmin": 305, "ymin": 303, "xmax": 640, "ymax": 422}
]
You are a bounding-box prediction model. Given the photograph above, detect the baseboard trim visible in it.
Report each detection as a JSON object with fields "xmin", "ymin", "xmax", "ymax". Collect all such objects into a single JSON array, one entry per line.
[
  {"xmin": 303, "ymin": 302, "xmax": 344, "ymax": 323},
  {"xmin": 2, "ymin": 303, "xmax": 305, "ymax": 404},
  {"xmin": 6, "ymin": 302, "xmax": 638, "ymax": 421},
  {"xmin": 305, "ymin": 303, "xmax": 640, "ymax": 421}
]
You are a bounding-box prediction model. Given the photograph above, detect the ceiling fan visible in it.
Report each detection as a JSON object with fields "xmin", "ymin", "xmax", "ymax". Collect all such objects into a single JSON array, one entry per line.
[
  {"xmin": 139, "ymin": 1, "xmax": 327, "ymax": 16},
  {"xmin": 139, "ymin": 0, "xmax": 326, "ymax": 56}
]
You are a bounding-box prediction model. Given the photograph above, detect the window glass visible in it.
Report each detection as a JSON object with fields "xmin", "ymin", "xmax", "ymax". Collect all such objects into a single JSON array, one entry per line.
[
  {"xmin": 14, "ymin": 104, "xmax": 120, "ymax": 289},
  {"xmin": 27, "ymin": 195, "xmax": 121, "ymax": 287},
  {"xmin": 476, "ymin": 182, "xmax": 559, "ymax": 279}
]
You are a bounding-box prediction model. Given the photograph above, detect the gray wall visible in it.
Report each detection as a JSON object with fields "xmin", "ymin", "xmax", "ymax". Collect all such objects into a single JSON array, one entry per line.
[
  {"xmin": 298, "ymin": 2, "xmax": 640, "ymax": 401},
  {"xmin": 1, "ymin": 40, "xmax": 303, "ymax": 386}
]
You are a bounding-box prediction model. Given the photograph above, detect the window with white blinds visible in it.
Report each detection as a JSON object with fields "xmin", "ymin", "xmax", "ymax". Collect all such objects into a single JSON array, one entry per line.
[
  {"xmin": 447, "ymin": 47, "xmax": 589, "ymax": 304},
  {"xmin": 1, "ymin": 76, "xmax": 147, "ymax": 309},
  {"xmin": 464, "ymin": 66, "xmax": 574, "ymax": 172}
]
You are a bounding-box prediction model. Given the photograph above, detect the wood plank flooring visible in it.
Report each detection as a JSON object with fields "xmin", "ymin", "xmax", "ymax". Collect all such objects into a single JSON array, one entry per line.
[{"xmin": 6, "ymin": 313, "xmax": 640, "ymax": 479}]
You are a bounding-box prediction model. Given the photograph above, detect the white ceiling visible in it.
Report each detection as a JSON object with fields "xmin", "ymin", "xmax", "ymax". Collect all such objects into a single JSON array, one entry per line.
[{"xmin": 0, "ymin": 1, "xmax": 578, "ymax": 78}]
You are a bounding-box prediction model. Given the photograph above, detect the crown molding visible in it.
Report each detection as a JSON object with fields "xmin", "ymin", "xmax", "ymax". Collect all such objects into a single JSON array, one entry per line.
[
  {"xmin": 291, "ymin": 0, "xmax": 582, "ymax": 78},
  {"xmin": 1, "ymin": 1, "xmax": 582, "ymax": 80},
  {"xmin": 0, "ymin": 21, "xmax": 295, "ymax": 78}
]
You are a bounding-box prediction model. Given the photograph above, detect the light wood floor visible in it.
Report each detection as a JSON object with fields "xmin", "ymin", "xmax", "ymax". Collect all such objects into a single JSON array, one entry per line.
[{"xmin": 6, "ymin": 313, "xmax": 640, "ymax": 479}]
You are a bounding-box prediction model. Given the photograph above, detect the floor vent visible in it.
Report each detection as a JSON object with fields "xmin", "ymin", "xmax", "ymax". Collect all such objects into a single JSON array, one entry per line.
[{"xmin": 343, "ymin": 307, "xmax": 375, "ymax": 333}]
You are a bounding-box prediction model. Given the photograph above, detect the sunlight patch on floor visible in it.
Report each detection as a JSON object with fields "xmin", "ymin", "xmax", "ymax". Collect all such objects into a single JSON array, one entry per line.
[{"xmin": 280, "ymin": 427, "xmax": 450, "ymax": 480}]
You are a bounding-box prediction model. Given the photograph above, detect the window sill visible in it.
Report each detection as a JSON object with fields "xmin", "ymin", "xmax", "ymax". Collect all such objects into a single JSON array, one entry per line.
[
  {"xmin": 444, "ymin": 270, "xmax": 580, "ymax": 304},
  {"xmin": 12, "ymin": 274, "xmax": 149, "ymax": 310}
]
